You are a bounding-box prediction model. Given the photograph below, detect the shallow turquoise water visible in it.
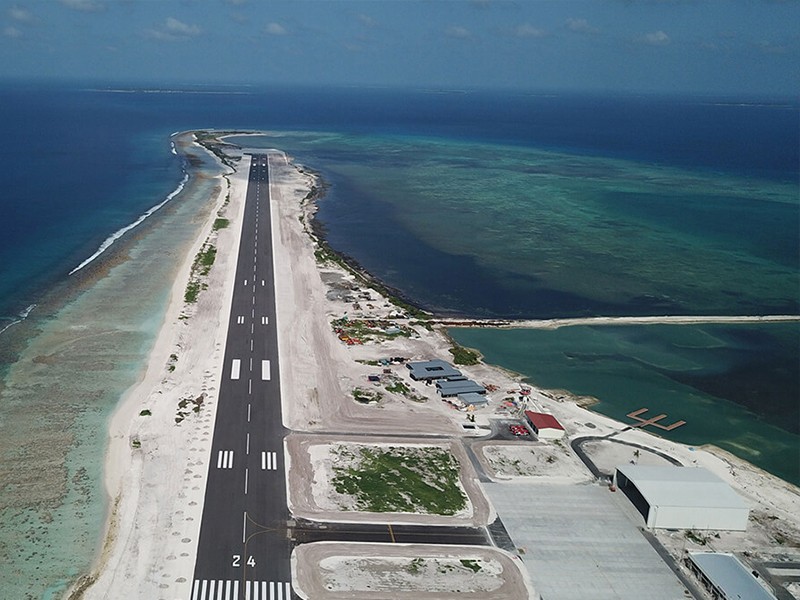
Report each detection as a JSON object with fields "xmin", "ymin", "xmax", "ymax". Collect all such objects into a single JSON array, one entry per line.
[
  {"xmin": 449, "ymin": 323, "xmax": 800, "ymax": 485},
  {"xmin": 235, "ymin": 132, "xmax": 799, "ymax": 319}
]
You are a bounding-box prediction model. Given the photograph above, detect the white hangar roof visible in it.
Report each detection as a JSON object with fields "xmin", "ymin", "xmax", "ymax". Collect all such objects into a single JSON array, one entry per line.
[{"xmin": 615, "ymin": 465, "xmax": 748, "ymax": 512}]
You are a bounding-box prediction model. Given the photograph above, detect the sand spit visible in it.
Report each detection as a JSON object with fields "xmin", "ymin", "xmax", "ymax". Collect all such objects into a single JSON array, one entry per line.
[
  {"xmin": 73, "ymin": 131, "xmax": 800, "ymax": 600},
  {"xmin": 439, "ymin": 313, "xmax": 800, "ymax": 329}
]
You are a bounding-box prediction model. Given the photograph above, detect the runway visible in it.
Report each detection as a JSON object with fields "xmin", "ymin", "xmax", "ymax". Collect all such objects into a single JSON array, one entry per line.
[{"xmin": 190, "ymin": 154, "xmax": 293, "ymax": 599}]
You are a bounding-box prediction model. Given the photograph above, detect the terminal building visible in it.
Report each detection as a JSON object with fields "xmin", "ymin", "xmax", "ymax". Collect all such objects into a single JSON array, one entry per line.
[
  {"xmin": 614, "ymin": 465, "xmax": 750, "ymax": 531},
  {"xmin": 406, "ymin": 359, "xmax": 462, "ymax": 381}
]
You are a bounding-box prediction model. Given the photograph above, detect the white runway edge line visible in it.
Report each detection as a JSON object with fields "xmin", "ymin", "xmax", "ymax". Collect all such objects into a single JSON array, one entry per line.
[
  {"xmin": 217, "ymin": 450, "xmax": 234, "ymax": 469},
  {"xmin": 261, "ymin": 360, "xmax": 271, "ymax": 381},
  {"xmin": 231, "ymin": 359, "xmax": 241, "ymax": 380}
]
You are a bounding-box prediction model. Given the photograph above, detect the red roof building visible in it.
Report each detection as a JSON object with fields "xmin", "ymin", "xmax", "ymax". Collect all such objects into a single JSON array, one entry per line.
[{"xmin": 524, "ymin": 410, "xmax": 566, "ymax": 439}]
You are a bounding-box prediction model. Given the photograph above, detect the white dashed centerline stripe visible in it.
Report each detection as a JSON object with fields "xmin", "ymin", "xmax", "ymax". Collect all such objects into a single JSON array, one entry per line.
[
  {"xmin": 247, "ymin": 403, "xmax": 251, "ymax": 422},
  {"xmin": 231, "ymin": 359, "xmax": 241, "ymax": 380},
  {"xmin": 244, "ymin": 468, "xmax": 248, "ymax": 494},
  {"xmin": 248, "ymin": 379, "xmax": 252, "ymax": 395},
  {"xmin": 262, "ymin": 360, "xmax": 271, "ymax": 381},
  {"xmin": 246, "ymin": 433, "xmax": 250, "ymax": 455}
]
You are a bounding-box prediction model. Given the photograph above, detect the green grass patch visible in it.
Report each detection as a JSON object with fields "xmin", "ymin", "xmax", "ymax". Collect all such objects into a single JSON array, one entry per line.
[
  {"xmin": 352, "ymin": 387, "xmax": 383, "ymax": 404},
  {"xmin": 449, "ymin": 344, "xmax": 480, "ymax": 366},
  {"xmin": 196, "ymin": 244, "xmax": 216, "ymax": 275},
  {"xmin": 331, "ymin": 445, "xmax": 467, "ymax": 515},
  {"xmin": 212, "ymin": 218, "xmax": 229, "ymax": 231},
  {"xmin": 460, "ymin": 559, "xmax": 482, "ymax": 573}
]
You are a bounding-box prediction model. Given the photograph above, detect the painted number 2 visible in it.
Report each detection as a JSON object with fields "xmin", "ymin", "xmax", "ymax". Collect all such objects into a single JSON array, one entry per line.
[{"xmin": 232, "ymin": 555, "xmax": 256, "ymax": 568}]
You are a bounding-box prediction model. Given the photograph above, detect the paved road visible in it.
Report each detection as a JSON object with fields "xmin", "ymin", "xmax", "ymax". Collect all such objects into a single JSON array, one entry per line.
[{"xmin": 190, "ymin": 154, "xmax": 294, "ymax": 600}]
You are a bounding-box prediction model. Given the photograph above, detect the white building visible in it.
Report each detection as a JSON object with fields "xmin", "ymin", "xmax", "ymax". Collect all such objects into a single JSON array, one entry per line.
[{"xmin": 614, "ymin": 465, "xmax": 749, "ymax": 531}]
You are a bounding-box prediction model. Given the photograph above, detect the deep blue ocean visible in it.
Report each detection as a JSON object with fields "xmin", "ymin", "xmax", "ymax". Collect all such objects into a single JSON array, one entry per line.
[{"xmin": 1, "ymin": 82, "xmax": 798, "ymax": 327}]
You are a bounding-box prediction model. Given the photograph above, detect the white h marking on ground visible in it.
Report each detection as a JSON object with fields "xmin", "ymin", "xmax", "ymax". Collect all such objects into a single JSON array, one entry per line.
[
  {"xmin": 231, "ymin": 359, "xmax": 241, "ymax": 380},
  {"xmin": 262, "ymin": 360, "xmax": 270, "ymax": 381}
]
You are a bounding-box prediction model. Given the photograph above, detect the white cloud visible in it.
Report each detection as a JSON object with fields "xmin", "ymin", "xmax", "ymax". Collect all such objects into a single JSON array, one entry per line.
[
  {"xmin": 264, "ymin": 22, "xmax": 287, "ymax": 36},
  {"xmin": 9, "ymin": 6, "xmax": 33, "ymax": 23},
  {"xmin": 566, "ymin": 18, "xmax": 599, "ymax": 34},
  {"xmin": 58, "ymin": 0, "xmax": 105, "ymax": 12},
  {"xmin": 445, "ymin": 25, "xmax": 472, "ymax": 40},
  {"xmin": 165, "ymin": 17, "xmax": 201, "ymax": 36},
  {"xmin": 639, "ymin": 30, "xmax": 670, "ymax": 46},
  {"xmin": 514, "ymin": 23, "xmax": 546, "ymax": 38},
  {"xmin": 357, "ymin": 13, "xmax": 376, "ymax": 28},
  {"xmin": 3, "ymin": 25, "xmax": 22, "ymax": 38},
  {"xmin": 145, "ymin": 17, "xmax": 202, "ymax": 41}
]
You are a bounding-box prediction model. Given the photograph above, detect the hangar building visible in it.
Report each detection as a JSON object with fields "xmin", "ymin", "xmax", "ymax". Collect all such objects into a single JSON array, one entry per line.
[
  {"xmin": 614, "ymin": 465, "xmax": 749, "ymax": 531},
  {"xmin": 524, "ymin": 410, "xmax": 566, "ymax": 440}
]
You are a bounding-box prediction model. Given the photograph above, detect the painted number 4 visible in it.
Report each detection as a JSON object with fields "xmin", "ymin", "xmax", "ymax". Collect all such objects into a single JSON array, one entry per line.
[{"xmin": 232, "ymin": 555, "xmax": 256, "ymax": 568}]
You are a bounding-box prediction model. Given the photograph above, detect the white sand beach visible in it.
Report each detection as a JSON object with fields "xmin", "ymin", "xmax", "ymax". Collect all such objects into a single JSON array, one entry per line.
[{"xmin": 72, "ymin": 132, "xmax": 800, "ymax": 600}]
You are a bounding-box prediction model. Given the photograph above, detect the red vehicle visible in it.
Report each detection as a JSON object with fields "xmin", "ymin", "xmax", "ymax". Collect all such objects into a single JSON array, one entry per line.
[{"xmin": 509, "ymin": 424, "xmax": 530, "ymax": 437}]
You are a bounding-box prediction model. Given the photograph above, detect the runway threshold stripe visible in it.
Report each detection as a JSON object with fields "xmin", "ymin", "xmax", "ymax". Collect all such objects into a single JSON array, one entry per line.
[
  {"xmin": 231, "ymin": 359, "xmax": 241, "ymax": 380},
  {"xmin": 262, "ymin": 360, "xmax": 270, "ymax": 381}
]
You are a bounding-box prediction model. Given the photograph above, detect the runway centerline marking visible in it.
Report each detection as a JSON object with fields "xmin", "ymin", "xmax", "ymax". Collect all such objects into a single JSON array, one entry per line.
[{"xmin": 244, "ymin": 468, "xmax": 249, "ymax": 494}]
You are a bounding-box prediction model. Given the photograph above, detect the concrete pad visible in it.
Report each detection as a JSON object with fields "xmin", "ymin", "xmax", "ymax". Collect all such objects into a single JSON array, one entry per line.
[{"xmin": 484, "ymin": 482, "xmax": 690, "ymax": 600}]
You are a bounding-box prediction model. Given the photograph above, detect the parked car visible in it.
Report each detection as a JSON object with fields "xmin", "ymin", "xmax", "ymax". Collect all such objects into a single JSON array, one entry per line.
[{"xmin": 509, "ymin": 424, "xmax": 530, "ymax": 436}]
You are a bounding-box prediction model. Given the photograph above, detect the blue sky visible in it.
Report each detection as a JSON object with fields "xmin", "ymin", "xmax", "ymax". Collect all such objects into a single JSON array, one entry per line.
[{"xmin": 1, "ymin": 0, "xmax": 798, "ymax": 94}]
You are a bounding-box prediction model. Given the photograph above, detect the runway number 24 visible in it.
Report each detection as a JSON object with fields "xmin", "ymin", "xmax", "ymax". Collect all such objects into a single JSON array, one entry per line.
[{"xmin": 232, "ymin": 555, "xmax": 256, "ymax": 568}]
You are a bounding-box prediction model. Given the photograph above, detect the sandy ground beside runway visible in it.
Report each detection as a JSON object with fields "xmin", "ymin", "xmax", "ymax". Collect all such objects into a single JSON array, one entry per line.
[
  {"xmin": 292, "ymin": 542, "xmax": 535, "ymax": 600},
  {"xmin": 285, "ymin": 433, "xmax": 493, "ymax": 527}
]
